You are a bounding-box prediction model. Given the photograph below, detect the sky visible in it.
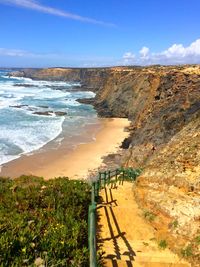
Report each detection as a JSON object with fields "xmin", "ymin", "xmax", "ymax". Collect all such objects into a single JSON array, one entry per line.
[{"xmin": 0, "ymin": 0, "xmax": 200, "ymax": 67}]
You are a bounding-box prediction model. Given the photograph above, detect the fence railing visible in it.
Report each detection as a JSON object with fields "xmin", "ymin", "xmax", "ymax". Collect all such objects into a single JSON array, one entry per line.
[{"xmin": 88, "ymin": 167, "xmax": 142, "ymax": 267}]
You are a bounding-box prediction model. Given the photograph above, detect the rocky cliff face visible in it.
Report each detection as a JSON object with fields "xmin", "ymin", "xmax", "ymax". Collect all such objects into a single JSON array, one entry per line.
[
  {"xmin": 11, "ymin": 65, "xmax": 200, "ymax": 265},
  {"xmin": 92, "ymin": 65, "xmax": 200, "ymax": 265},
  {"xmin": 134, "ymin": 112, "xmax": 200, "ymax": 266},
  {"xmin": 93, "ymin": 65, "xmax": 200, "ymax": 265},
  {"xmin": 93, "ymin": 66, "xmax": 200, "ymax": 165},
  {"xmin": 9, "ymin": 67, "xmax": 110, "ymax": 92}
]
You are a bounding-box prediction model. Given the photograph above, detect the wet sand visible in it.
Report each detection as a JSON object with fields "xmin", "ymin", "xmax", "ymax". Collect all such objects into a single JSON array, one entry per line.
[{"xmin": 0, "ymin": 118, "xmax": 130, "ymax": 180}]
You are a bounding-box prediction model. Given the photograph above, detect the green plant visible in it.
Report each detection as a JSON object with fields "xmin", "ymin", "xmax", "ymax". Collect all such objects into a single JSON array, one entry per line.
[
  {"xmin": 158, "ymin": 240, "xmax": 168, "ymax": 249},
  {"xmin": 149, "ymin": 237, "xmax": 156, "ymax": 241},
  {"xmin": 0, "ymin": 176, "xmax": 91, "ymax": 266},
  {"xmin": 134, "ymin": 157, "xmax": 139, "ymax": 163},
  {"xmin": 195, "ymin": 236, "xmax": 200, "ymax": 245},
  {"xmin": 97, "ymin": 251, "xmax": 105, "ymax": 267},
  {"xmin": 171, "ymin": 219, "xmax": 179, "ymax": 228},
  {"xmin": 181, "ymin": 245, "xmax": 193, "ymax": 258},
  {"xmin": 144, "ymin": 210, "xmax": 156, "ymax": 222}
]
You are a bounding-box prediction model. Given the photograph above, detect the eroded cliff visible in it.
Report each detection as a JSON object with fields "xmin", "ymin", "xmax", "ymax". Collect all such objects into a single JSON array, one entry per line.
[
  {"xmin": 93, "ymin": 65, "xmax": 200, "ymax": 265},
  {"xmin": 9, "ymin": 67, "xmax": 111, "ymax": 92},
  {"xmin": 93, "ymin": 66, "xmax": 200, "ymax": 166},
  {"xmin": 92, "ymin": 65, "xmax": 200, "ymax": 265},
  {"xmin": 134, "ymin": 112, "xmax": 200, "ymax": 266}
]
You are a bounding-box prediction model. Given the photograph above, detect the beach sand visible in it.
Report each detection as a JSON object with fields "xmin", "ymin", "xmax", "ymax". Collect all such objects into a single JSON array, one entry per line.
[{"xmin": 0, "ymin": 118, "xmax": 130, "ymax": 180}]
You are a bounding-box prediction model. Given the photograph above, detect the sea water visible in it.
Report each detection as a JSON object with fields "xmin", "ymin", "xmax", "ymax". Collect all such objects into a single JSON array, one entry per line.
[{"xmin": 0, "ymin": 70, "xmax": 97, "ymax": 166}]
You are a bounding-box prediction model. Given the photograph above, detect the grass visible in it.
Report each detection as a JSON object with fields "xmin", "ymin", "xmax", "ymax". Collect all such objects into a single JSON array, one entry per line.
[
  {"xmin": 158, "ymin": 240, "xmax": 168, "ymax": 249},
  {"xmin": 143, "ymin": 210, "xmax": 156, "ymax": 222},
  {"xmin": 0, "ymin": 176, "xmax": 91, "ymax": 266},
  {"xmin": 181, "ymin": 245, "xmax": 193, "ymax": 258},
  {"xmin": 179, "ymin": 237, "xmax": 200, "ymax": 264},
  {"xmin": 171, "ymin": 219, "xmax": 179, "ymax": 229},
  {"xmin": 195, "ymin": 236, "xmax": 200, "ymax": 245}
]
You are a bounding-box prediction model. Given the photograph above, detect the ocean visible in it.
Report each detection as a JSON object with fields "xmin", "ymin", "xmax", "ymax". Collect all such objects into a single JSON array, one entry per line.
[{"xmin": 0, "ymin": 69, "xmax": 97, "ymax": 166}]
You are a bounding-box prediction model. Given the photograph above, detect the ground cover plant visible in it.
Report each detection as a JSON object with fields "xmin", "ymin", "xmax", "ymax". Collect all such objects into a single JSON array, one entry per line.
[{"xmin": 0, "ymin": 176, "xmax": 91, "ymax": 266}]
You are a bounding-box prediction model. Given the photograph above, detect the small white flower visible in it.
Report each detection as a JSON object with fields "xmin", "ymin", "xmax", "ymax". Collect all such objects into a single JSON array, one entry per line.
[{"xmin": 34, "ymin": 257, "xmax": 44, "ymax": 266}]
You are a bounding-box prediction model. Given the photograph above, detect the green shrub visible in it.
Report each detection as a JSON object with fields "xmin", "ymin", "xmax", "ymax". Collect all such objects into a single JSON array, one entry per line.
[
  {"xmin": 0, "ymin": 176, "xmax": 91, "ymax": 266},
  {"xmin": 181, "ymin": 245, "xmax": 193, "ymax": 258},
  {"xmin": 158, "ymin": 240, "xmax": 168, "ymax": 249},
  {"xmin": 171, "ymin": 220, "xmax": 179, "ymax": 228},
  {"xmin": 195, "ymin": 236, "xmax": 200, "ymax": 245},
  {"xmin": 143, "ymin": 210, "xmax": 156, "ymax": 222}
]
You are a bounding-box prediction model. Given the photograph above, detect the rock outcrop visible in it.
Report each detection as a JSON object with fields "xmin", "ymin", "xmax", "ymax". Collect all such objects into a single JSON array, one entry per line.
[{"xmin": 134, "ymin": 113, "xmax": 200, "ymax": 266}]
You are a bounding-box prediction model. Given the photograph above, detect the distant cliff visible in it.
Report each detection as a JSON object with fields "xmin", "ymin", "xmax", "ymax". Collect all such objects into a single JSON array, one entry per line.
[
  {"xmin": 9, "ymin": 67, "xmax": 111, "ymax": 92},
  {"xmin": 11, "ymin": 65, "xmax": 200, "ymax": 265}
]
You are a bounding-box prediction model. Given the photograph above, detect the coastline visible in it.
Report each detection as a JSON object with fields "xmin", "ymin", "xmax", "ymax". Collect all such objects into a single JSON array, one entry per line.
[{"xmin": 0, "ymin": 118, "xmax": 130, "ymax": 180}]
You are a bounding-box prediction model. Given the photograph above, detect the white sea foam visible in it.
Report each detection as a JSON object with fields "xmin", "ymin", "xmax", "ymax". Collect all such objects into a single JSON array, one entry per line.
[
  {"xmin": 83, "ymin": 91, "xmax": 96, "ymax": 98},
  {"xmin": 0, "ymin": 116, "xmax": 64, "ymax": 166},
  {"xmin": 8, "ymin": 76, "xmax": 76, "ymax": 88},
  {"xmin": 33, "ymin": 89, "xmax": 70, "ymax": 99},
  {"xmin": 8, "ymin": 76, "xmax": 33, "ymax": 82},
  {"xmin": 0, "ymin": 71, "xmax": 96, "ymax": 166},
  {"xmin": 0, "ymin": 154, "xmax": 20, "ymax": 166},
  {"xmin": 0, "ymin": 95, "xmax": 24, "ymax": 109},
  {"xmin": 62, "ymin": 98, "xmax": 81, "ymax": 106}
]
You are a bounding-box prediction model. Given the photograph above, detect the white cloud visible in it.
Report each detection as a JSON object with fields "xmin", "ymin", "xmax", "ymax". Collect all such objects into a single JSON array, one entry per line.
[
  {"xmin": 123, "ymin": 52, "xmax": 135, "ymax": 59},
  {"xmin": 122, "ymin": 38, "xmax": 200, "ymax": 65},
  {"xmin": 0, "ymin": 47, "xmax": 117, "ymax": 67},
  {"xmin": 0, "ymin": 0, "xmax": 115, "ymax": 26},
  {"xmin": 122, "ymin": 52, "xmax": 135, "ymax": 64},
  {"xmin": 162, "ymin": 39, "xmax": 200, "ymax": 59},
  {"xmin": 163, "ymin": 44, "xmax": 186, "ymax": 57},
  {"xmin": 139, "ymin": 46, "xmax": 150, "ymax": 59},
  {"xmin": 0, "ymin": 48, "xmax": 29, "ymax": 57},
  {"xmin": 0, "ymin": 47, "xmax": 61, "ymax": 58}
]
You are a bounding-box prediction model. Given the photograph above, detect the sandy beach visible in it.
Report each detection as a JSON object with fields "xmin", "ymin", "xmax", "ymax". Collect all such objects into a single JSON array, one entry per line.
[{"xmin": 0, "ymin": 118, "xmax": 130, "ymax": 180}]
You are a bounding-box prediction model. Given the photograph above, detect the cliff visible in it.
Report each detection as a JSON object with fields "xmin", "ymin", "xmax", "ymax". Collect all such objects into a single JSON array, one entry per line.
[
  {"xmin": 93, "ymin": 65, "xmax": 200, "ymax": 266},
  {"xmin": 93, "ymin": 66, "xmax": 200, "ymax": 165},
  {"xmin": 10, "ymin": 65, "xmax": 200, "ymax": 265},
  {"xmin": 9, "ymin": 67, "xmax": 111, "ymax": 92},
  {"xmin": 134, "ymin": 112, "xmax": 200, "ymax": 266}
]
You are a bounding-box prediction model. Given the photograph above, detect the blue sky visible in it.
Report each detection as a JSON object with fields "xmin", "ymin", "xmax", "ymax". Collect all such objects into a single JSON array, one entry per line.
[{"xmin": 0, "ymin": 0, "xmax": 200, "ymax": 67}]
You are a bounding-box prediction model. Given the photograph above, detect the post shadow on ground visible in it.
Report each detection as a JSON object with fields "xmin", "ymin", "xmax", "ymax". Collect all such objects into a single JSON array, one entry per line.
[{"xmin": 97, "ymin": 184, "xmax": 136, "ymax": 267}]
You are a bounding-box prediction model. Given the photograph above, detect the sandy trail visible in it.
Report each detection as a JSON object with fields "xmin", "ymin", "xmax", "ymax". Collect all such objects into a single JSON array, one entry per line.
[{"xmin": 97, "ymin": 181, "xmax": 191, "ymax": 267}]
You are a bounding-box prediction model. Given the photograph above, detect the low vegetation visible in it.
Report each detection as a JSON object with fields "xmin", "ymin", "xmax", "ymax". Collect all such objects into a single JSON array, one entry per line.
[
  {"xmin": 169, "ymin": 219, "xmax": 179, "ymax": 229},
  {"xmin": 143, "ymin": 210, "xmax": 157, "ymax": 222},
  {"xmin": 179, "ymin": 235, "xmax": 200, "ymax": 265},
  {"xmin": 195, "ymin": 235, "xmax": 200, "ymax": 245},
  {"xmin": 158, "ymin": 240, "xmax": 168, "ymax": 250},
  {"xmin": 181, "ymin": 245, "xmax": 193, "ymax": 258},
  {"xmin": 0, "ymin": 176, "xmax": 91, "ymax": 266}
]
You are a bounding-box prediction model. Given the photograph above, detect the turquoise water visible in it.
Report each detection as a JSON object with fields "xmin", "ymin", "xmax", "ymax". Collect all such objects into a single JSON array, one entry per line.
[{"xmin": 0, "ymin": 70, "xmax": 97, "ymax": 165}]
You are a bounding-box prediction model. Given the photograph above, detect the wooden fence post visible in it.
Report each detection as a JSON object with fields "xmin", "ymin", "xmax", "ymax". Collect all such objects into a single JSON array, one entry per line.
[
  {"xmin": 108, "ymin": 170, "xmax": 111, "ymax": 185},
  {"xmin": 99, "ymin": 172, "xmax": 101, "ymax": 190},
  {"xmin": 104, "ymin": 171, "xmax": 107, "ymax": 187},
  {"xmin": 88, "ymin": 203, "xmax": 97, "ymax": 267}
]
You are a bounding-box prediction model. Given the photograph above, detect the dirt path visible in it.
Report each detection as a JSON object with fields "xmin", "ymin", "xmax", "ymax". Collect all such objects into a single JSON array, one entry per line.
[{"xmin": 97, "ymin": 181, "xmax": 191, "ymax": 267}]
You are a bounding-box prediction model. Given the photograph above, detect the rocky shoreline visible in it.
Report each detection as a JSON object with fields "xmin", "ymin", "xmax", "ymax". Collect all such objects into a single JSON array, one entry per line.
[
  {"xmin": 10, "ymin": 104, "xmax": 67, "ymax": 117},
  {"xmin": 10, "ymin": 65, "xmax": 200, "ymax": 266}
]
